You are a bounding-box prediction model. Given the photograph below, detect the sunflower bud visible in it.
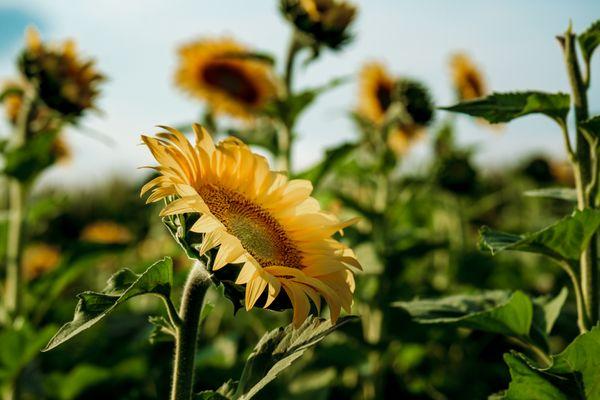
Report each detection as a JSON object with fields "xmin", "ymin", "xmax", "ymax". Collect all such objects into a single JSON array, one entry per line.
[
  {"xmin": 18, "ymin": 27, "xmax": 104, "ymax": 119},
  {"xmin": 393, "ymin": 78, "xmax": 434, "ymax": 127},
  {"xmin": 281, "ymin": 0, "xmax": 357, "ymax": 50},
  {"xmin": 435, "ymin": 154, "xmax": 478, "ymax": 195}
]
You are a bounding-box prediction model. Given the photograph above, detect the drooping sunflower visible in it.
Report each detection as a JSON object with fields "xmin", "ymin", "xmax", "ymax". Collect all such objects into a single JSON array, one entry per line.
[
  {"xmin": 141, "ymin": 125, "xmax": 361, "ymax": 326},
  {"xmin": 281, "ymin": 0, "xmax": 357, "ymax": 50},
  {"xmin": 175, "ymin": 38, "xmax": 277, "ymax": 120},
  {"xmin": 357, "ymin": 62, "xmax": 395, "ymax": 125},
  {"xmin": 18, "ymin": 27, "xmax": 104, "ymax": 118},
  {"xmin": 450, "ymin": 53, "xmax": 487, "ymax": 101}
]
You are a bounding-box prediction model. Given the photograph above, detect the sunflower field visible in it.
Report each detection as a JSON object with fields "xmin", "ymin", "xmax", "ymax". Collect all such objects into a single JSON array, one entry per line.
[{"xmin": 1, "ymin": 1, "xmax": 600, "ymax": 399}]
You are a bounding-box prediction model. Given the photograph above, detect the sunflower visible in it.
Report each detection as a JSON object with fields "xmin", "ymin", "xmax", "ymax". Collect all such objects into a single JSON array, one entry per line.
[
  {"xmin": 450, "ymin": 53, "xmax": 486, "ymax": 101},
  {"xmin": 141, "ymin": 124, "xmax": 361, "ymax": 326},
  {"xmin": 281, "ymin": 0, "xmax": 356, "ymax": 50},
  {"xmin": 18, "ymin": 27, "xmax": 104, "ymax": 118},
  {"xmin": 357, "ymin": 62, "xmax": 395, "ymax": 125},
  {"xmin": 175, "ymin": 38, "xmax": 276, "ymax": 120},
  {"xmin": 23, "ymin": 243, "xmax": 61, "ymax": 280},
  {"xmin": 80, "ymin": 220, "xmax": 133, "ymax": 244},
  {"xmin": 358, "ymin": 63, "xmax": 433, "ymax": 155}
]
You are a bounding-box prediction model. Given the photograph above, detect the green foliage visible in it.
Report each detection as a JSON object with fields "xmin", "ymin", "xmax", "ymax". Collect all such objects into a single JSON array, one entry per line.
[
  {"xmin": 441, "ymin": 92, "xmax": 570, "ymax": 124},
  {"xmin": 2, "ymin": 129, "xmax": 59, "ymax": 182},
  {"xmin": 0, "ymin": 323, "xmax": 55, "ymax": 386},
  {"xmin": 232, "ymin": 315, "xmax": 357, "ymax": 400},
  {"xmin": 578, "ymin": 19, "xmax": 600, "ymax": 66},
  {"xmin": 497, "ymin": 325, "xmax": 600, "ymax": 399},
  {"xmin": 480, "ymin": 209, "xmax": 600, "ymax": 263},
  {"xmin": 43, "ymin": 257, "xmax": 174, "ymax": 351},
  {"xmin": 295, "ymin": 142, "xmax": 358, "ymax": 187},
  {"xmin": 581, "ymin": 115, "xmax": 600, "ymax": 141},
  {"xmin": 395, "ymin": 289, "xmax": 566, "ymax": 352}
]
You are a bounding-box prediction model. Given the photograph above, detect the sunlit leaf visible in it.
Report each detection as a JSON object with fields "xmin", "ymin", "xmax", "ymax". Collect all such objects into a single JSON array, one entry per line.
[
  {"xmin": 234, "ymin": 315, "xmax": 358, "ymax": 400},
  {"xmin": 480, "ymin": 209, "xmax": 600, "ymax": 262},
  {"xmin": 43, "ymin": 257, "xmax": 174, "ymax": 351},
  {"xmin": 497, "ymin": 325, "xmax": 600, "ymax": 399},
  {"xmin": 441, "ymin": 92, "xmax": 570, "ymax": 124}
]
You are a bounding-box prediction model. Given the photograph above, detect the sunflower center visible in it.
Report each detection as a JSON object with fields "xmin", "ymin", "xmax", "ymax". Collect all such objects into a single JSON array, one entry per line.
[
  {"xmin": 376, "ymin": 83, "xmax": 392, "ymax": 113},
  {"xmin": 202, "ymin": 63, "xmax": 260, "ymax": 105},
  {"xmin": 198, "ymin": 185, "xmax": 304, "ymax": 269}
]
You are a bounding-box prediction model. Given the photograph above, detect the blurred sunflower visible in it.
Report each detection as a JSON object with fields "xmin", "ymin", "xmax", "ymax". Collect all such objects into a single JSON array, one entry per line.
[
  {"xmin": 23, "ymin": 243, "xmax": 61, "ymax": 280},
  {"xmin": 141, "ymin": 125, "xmax": 361, "ymax": 326},
  {"xmin": 80, "ymin": 220, "xmax": 133, "ymax": 244},
  {"xmin": 175, "ymin": 38, "xmax": 276, "ymax": 120},
  {"xmin": 358, "ymin": 62, "xmax": 433, "ymax": 155},
  {"xmin": 450, "ymin": 53, "xmax": 487, "ymax": 101},
  {"xmin": 18, "ymin": 27, "xmax": 104, "ymax": 118},
  {"xmin": 281, "ymin": 0, "xmax": 356, "ymax": 50}
]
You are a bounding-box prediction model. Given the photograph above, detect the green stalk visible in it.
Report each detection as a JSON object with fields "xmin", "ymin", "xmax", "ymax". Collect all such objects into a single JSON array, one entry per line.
[
  {"xmin": 5, "ymin": 88, "xmax": 35, "ymax": 321},
  {"xmin": 561, "ymin": 28, "xmax": 598, "ymax": 326},
  {"xmin": 170, "ymin": 262, "xmax": 212, "ymax": 400},
  {"xmin": 276, "ymin": 32, "xmax": 302, "ymax": 172}
]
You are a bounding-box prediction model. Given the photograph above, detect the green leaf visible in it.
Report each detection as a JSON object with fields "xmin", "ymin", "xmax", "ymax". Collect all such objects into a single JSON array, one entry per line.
[
  {"xmin": 480, "ymin": 209, "xmax": 600, "ymax": 262},
  {"xmin": 234, "ymin": 315, "xmax": 357, "ymax": 400},
  {"xmin": 500, "ymin": 353, "xmax": 567, "ymax": 400},
  {"xmin": 148, "ymin": 315, "xmax": 176, "ymax": 344},
  {"xmin": 294, "ymin": 142, "xmax": 357, "ymax": 187},
  {"xmin": 579, "ymin": 20, "xmax": 600, "ymax": 66},
  {"xmin": 532, "ymin": 288, "xmax": 568, "ymax": 335},
  {"xmin": 498, "ymin": 325, "xmax": 600, "ymax": 399},
  {"xmin": 581, "ymin": 115, "xmax": 600, "ymax": 143},
  {"xmin": 394, "ymin": 290, "xmax": 533, "ymax": 339},
  {"xmin": 524, "ymin": 187, "xmax": 577, "ymax": 202},
  {"xmin": 43, "ymin": 257, "xmax": 174, "ymax": 351},
  {"xmin": 3, "ymin": 129, "xmax": 60, "ymax": 182},
  {"xmin": 441, "ymin": 92, "xmax": 570, "ymax": 124}
]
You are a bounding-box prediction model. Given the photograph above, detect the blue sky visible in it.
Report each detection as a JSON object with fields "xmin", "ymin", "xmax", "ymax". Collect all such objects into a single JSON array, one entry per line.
[{"xmin": 0, "ymin": 0, "xmax": 599, "ymax": 187}]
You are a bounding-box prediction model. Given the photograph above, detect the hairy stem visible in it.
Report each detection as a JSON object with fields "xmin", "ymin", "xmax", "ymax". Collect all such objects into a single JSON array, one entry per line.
[
  {"xmin": 170, "ymin": 263, "xmax": 212, "ymax": 400},
  {"xmin": 561, "ymin": 28, "xmax": 598, "ymax": 327}
]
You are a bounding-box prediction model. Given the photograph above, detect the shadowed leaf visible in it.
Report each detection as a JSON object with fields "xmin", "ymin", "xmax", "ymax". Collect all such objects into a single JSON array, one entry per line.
[{"xmin": 43, "ymin": 258, "xmax": 173, "ymax": 351}]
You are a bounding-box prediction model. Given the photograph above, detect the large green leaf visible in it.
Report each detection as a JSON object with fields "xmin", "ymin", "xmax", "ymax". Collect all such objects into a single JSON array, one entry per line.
[
  {"xmin": 579, "ymin": 19, "xmax": 600, "ymax": 66},
  {"xmin": 43, "ymin": 257, "xmax": 174, "ymax": 351},
  {"xmin": 233, "ymin": 315, "xmax": 357, "ymax": 400},
  {"xmin": 480, "ymin": 209, "xmax": 600, "ymax": 262},
  {"xmin": 395, "ymin": 289, "xmax": 567, "ymax": 353},
  {"xmin": 497, "ymin": 325, "xmax": 600, "ymax": 399},
  {"xmin": 441, "ymin": 92, "xmax": 570, "ymax": 124},
  {"xmin": 394, "ymin": 291, "xmax": 533, "ymax": 339}
]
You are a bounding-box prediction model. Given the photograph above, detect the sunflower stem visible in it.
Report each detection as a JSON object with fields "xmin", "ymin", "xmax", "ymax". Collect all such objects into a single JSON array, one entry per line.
[
  {"xmin": 170, "ymin": 261, "xmax": 212, "ymax": 400},
  {"xmin": 5, "ymin": 86, "xmax": 35, "ymax": 321},
  {"xmin": 561, "ymin": 27, "xmax": 598, "ymax": 328}
]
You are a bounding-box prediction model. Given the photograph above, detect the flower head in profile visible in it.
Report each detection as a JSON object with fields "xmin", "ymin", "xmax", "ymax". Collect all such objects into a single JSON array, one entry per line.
[
  {"xmin": 175, "ymin": 38, "xmax": 277, "ymax": 120},
  {"xmin": 141, "ymin": 125, "xmax": 361, "ymax": 326},
  {"xmin": 358, "ymin": 62, "xmax": 434, "ymax": 154},
  {"xmin": 281, "ymin": 0, "xmax": 357, "ymax": 50},
  {"xmin": 80, "ymin": 220, "xmax": 133, "ymax": 244},
  {"xmin": 450, "ymin": 53, "xmax": 487, "ymax": 101},
  {"xmin": 18, "ymin": 27, "xmax": 104, "ymax": 118}
]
